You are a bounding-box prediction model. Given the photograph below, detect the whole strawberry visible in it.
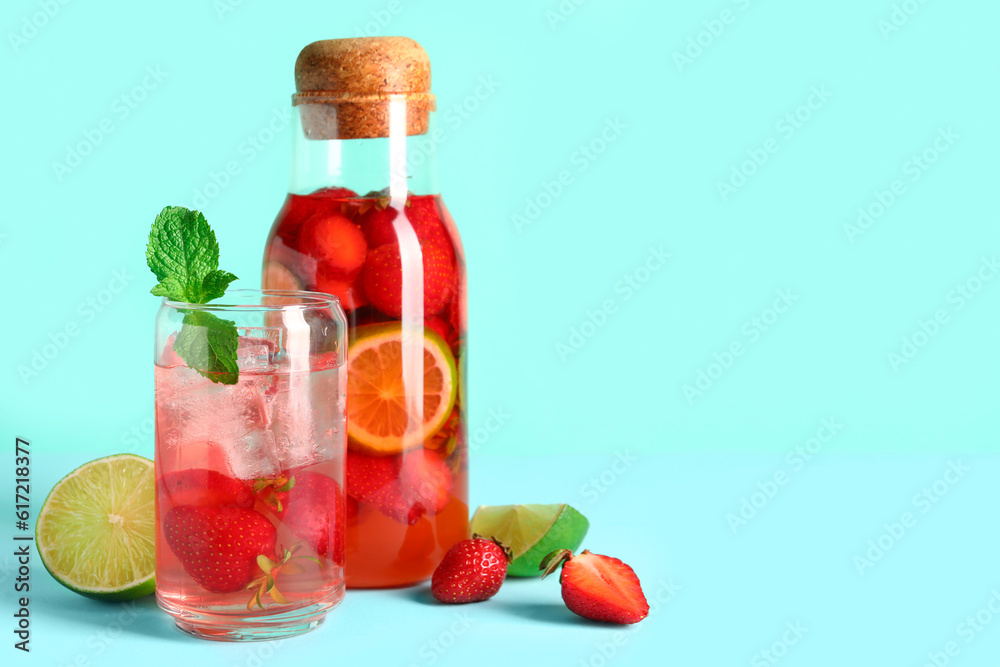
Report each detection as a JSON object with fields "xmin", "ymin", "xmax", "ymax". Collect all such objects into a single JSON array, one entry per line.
[
  {"xmin": 278, "ymin": 471, "xmax": 345, "ymax": 561},
  {"xmin": 362, "ymin": 242, "xmax": 455, "ymax": 318},
  {"xmin": 163, "ymin": 505, "xmax": 276, "ymax": 593},
  {"xmin": 346, "ymin": 450, "xmax": 454, "ymax": 525},
  {"xmin": 541, "ymin": 549, "xmax": 649, "ymax": 624},
  {"xmin": 159, "ymin": 468, "xmax": 253, "ymax": 508},
  {"xmin": 432, "ymin": 536, "xmax": 511, "ymax": 604}
]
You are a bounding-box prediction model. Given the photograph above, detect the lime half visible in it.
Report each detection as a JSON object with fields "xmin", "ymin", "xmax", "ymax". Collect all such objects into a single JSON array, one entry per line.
[
  {"xmin": 36, "ymin": 454, "xmax": 156, "ymax": 600},
  {"xmin": 471, "ymin": 504, "xmax": 589, "ymax": 577}
]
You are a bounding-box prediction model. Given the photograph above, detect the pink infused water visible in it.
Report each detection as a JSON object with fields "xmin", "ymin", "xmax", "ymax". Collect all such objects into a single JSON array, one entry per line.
[{"xmin": 154, "ymin": 337, "xmax": 346, "ymax": 639}]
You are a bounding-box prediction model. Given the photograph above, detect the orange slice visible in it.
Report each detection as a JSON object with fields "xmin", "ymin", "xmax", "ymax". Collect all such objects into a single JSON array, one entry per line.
[{"xmin": 347, "ymin": 322, "xmax": 457, "ymax": 454}]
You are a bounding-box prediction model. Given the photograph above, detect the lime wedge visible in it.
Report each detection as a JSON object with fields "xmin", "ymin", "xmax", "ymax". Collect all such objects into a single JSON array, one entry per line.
[
  {"xmin": 470, "ymin": 504, "xmax": 589, "ymax": 577},
  {"xmin": 36, "ymin": 454, "xmax": 156, "ymax": 600}
]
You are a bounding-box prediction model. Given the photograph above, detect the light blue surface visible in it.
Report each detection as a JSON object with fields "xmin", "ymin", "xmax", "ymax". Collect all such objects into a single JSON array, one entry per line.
[
  {"xmin": 6, "ymin": 452, "xmax": 1000, "ymax": 665},
  {"xmin": 2, "ymin": 0, "xmax": 999, "ymax": 664}
]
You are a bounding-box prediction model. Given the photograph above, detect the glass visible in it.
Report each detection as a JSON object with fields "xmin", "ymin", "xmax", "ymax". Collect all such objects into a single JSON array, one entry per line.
[
  {"xmin": 263, "ymin": 99, "xmax": 468, "ymax": 588},
  {"xmin": 154, "ymin": 290, "xmax": 347, "ymax": 640}
]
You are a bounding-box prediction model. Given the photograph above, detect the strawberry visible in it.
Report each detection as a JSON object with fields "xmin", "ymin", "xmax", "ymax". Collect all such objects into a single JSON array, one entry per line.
[
  {"xmin": 267, "ymin": 471, "xmax": 345, "ymax": 560},
  {"xmin": 345, "ymin": 494, "xmax": 359, "ymax": 524},
  {"xmin": 425, "ymin": 317, "xmax": 457, "ymax": 349},
  {"xmin": 362, "ymin": 242, "xmax": 455, "ymax": 318},
  {"xmin": 345, "ymin": 451, "xmax": 419, "ymax": 524},
  {"xmin": 357, "ymin": 199, "xmax": 398, "ymax": 249},
  {"xmin": 358, "ymin": 196, "xmax": 452, "ymax": 251},
  {"xmin": 431, "ymin": 536, "xmax": 511, "ymax": 603},
  {"xmin": 399, "ymin": 448, "xmax": 453, "ymax": 516},
  {"xmin": 541, "ymin": 550, "xmax": 650, "ymax": 624},
  {"xmin": 159, "ymin": 469, "xmax": 253, "ymax": 508},
  {"xmin": 316, "ymin": 271, "xmax": 368, "ymax": 312},
  {"xmin": 163, "ymin": 505, "xmax": 276, "ymax": 593},
  {"xmin": 404, "ymin": 195, "xmax": 453, "ymax": 251},
  {"xmin": 312, "ymin": 186, "xmax": 358, "ymax": 200},
  {"xmin": 302, "ymin": 212, "xmax": 368, "ymax": 279}
]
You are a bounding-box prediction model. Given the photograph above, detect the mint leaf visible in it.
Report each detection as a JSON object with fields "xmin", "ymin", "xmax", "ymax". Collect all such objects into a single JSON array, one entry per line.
[
  {"xmin": 172, "ymin": 310, "xmax": 240, "ymax": 385},
  {"xmin": 147, "ymin": 205, "xmax": 241, "ymax": 383},
  {"xmin": 201, "ymin": 269, "xmax": 239, "ymax": 301},
  {"xmin": 146, "ymin": 206, "xmax": 228, "ymax": 303}
]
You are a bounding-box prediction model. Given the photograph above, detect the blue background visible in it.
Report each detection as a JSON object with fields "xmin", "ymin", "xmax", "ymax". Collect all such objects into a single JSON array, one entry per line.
[{"xmin": 2, "ymin": 0, "xmax": 999, "ymax": 665}]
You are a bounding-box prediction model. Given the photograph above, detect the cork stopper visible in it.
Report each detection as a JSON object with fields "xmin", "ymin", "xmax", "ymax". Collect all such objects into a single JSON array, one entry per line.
[{"xmin": 293, "ymin": 37, "xmax": 435, "ymax": 140}]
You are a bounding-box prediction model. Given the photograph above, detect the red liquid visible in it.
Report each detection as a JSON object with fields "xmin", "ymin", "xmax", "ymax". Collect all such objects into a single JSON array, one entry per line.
[
  {"xmin": 154, "ymin": 363, "xmax": 345, "ymax": 635},
  {"xmin": 263, "ymin": 190, "xmax": 468, "ymax": 588}
]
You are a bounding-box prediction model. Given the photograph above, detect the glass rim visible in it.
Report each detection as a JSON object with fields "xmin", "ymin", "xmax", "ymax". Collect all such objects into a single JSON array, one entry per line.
[{"xmin": 161, "ymin": 289, "xmax": 341, "ymax": 313}]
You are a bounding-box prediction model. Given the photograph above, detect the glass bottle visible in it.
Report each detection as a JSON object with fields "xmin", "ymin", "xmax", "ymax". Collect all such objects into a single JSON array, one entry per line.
[{"xmin": 262, "ymin": 37, "xmax": 468, "ymax": 588}]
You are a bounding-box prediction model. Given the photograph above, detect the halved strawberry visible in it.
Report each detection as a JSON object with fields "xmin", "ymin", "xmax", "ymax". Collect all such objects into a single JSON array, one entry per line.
[
  {"xmin": 159, "ymin": 469, "xmax": 253, "ymax": 508},
  {"xmin": 541, "ymin": 550, "xmax": 650, "ymax": 624},
  {"xmin": 302, "ymin": 212, "xmax": 368, "ymax": 279},
  {"xmin": 163, "ymin": 505, "xmax": 276, "ymax": 593},
  {"xmin": 362, "ymin": 242, "xmax": 455, "ymax": 318}
]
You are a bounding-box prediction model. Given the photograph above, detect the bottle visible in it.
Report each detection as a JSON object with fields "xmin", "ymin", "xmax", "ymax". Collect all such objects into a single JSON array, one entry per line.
[{"xmin": 262, "ymin": 37, "xmax": 467, "ymax": 588}]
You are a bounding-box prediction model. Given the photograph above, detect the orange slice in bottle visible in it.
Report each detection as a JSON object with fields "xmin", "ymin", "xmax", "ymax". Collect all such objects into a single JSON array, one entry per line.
[{"xmin": 347, "ymin": 322, "xmax": 457, "ymax": 455}]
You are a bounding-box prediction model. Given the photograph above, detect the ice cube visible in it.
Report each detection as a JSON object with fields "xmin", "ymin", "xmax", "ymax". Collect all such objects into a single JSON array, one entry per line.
[
  {"xmin": 155, "ymin": 366, "xmax": 271, "ymax": 462},
  {"xmin": 226, "ymin": 428, "xmax": 281, "ymax": 480},
  {"xmin": 236, "ymin": 333, "xmax": 279, "ymax": 372},
  {"xmin": 268, "ymin": 367, "xmax": 345, "ymax": 470}
]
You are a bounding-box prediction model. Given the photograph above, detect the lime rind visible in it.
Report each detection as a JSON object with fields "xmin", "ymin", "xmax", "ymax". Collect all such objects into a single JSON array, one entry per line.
[
  {"xmin": 470, "ymin": 504, "xmax": 590, "ymax": 578},
  {"xmin": 36, "ymin": 454, "xmax": 156, "ymax": 601}
]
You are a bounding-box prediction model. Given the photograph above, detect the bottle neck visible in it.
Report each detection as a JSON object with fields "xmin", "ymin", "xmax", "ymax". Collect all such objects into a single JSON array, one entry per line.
[{"xmin": 289, "ymin": 104, "xmax": 439, "ymax": 197}]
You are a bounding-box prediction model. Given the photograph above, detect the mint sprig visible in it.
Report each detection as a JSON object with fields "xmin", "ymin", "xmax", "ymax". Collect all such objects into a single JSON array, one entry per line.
[{"xmin": 147, "ymin": 206, "xmax": 240, "ymax": 384}]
